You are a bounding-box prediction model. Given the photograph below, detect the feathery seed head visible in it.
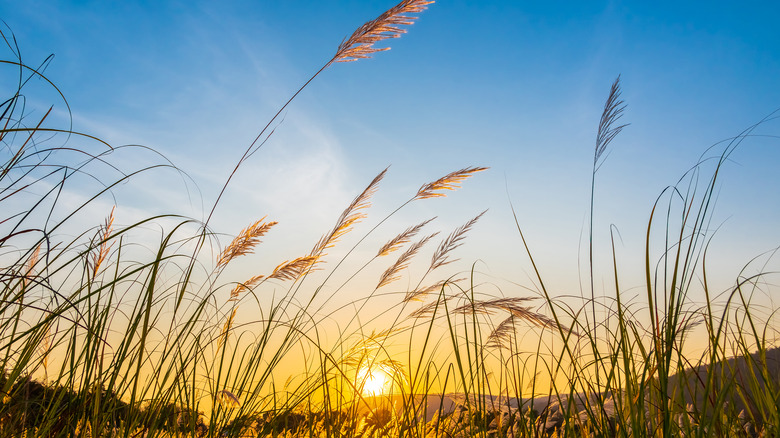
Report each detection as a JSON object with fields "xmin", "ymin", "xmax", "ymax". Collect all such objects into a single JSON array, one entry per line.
[
  {"xmin": 409, "ymin": 295, "xmax": 455, "ymax": 319},
  {"xmin": 229, "ymin": 275, "xmax": 266, "ymax": 301},
  {"xmin": 217, "ymin": 390, "xmax": 241, "ymax": 408},
  {"xmin": 486, "ymin": 315, "xmax": 518, "ymax": 349},
  {"xmin": 430, "ymin": 210, "xmax": 486, "ymax": 270},
  {"xmin": 456, "ymin": 297, "xmax": 563, "ymax": 337},
  {"xmin": 27, "ymin": 243, "xmax": 41, "ymax": 274},
  {"xmin": 377, "ymin": 217, "xmax": 435, "ymax": 257},
  {"xmin": 310, "ymin": 168, "xmax": 387, "ymax": 264},
  {"xmin": 403, "ymin": 277, "xmax": 464, "ymax": 303},
  {"xmin": 594, "ymin": 75, "xmax": 628, "ymax": 168},
  {"xmin": 332, "ymin": 0, "xmax": 434, "ymax": 64},
  {"xmin": 415, "ymin": 167, "xmax": 488, "ymax": 200},
  {"xmin": 269, "ymin": 256, "xmax": 318, "ymax": 281},
  {"xmin": 377, "ymin": 232, "xmax": 438, "ymax": 289},
  {"xmin": 218, "ymin": 309, "xmax": 237, "ymax": 351},
  {"xmin": 90, "ymin": 206, "xmax": 115, "ymax": 279},
  {"xmin": 217, "ymin": 217, "xmax": 277, "ymax": 268},
  {"xmin": 23, "ymin": 243, "xmax": 42, "ymax": 289}
]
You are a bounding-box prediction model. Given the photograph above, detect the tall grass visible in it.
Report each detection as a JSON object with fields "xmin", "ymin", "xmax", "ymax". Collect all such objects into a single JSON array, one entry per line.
[{"xmin": 1, "ymin": 1, "xmax": 779, "ymax": 437}]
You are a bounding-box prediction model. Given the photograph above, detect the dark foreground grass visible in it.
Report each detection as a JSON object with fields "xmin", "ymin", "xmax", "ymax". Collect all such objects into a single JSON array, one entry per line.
[{"xmin": 2, "ymin": 1, "xmax": 779, "ymax": 437}]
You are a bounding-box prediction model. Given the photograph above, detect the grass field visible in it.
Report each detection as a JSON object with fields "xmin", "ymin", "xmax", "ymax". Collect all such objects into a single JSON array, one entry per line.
[{"xmin": 1, "ymin": 1, "xmax": 779, "ymax": 436}]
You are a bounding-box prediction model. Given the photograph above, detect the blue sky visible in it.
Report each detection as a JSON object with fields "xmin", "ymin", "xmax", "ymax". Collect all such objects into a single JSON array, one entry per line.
[{"xmin": 3, "ymin": 1, "xmax": 780, "ymax": 317}]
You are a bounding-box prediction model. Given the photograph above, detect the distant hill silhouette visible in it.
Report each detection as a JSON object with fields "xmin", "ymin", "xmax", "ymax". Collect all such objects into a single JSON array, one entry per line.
[{"xmin": 667, "ymin": 345, "xmax": 780, "ymax": 422}]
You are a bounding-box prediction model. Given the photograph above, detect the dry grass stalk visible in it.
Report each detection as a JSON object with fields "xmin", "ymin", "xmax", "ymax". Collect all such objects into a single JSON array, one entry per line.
[
  {"xmin": 486, "ymin": 315, "xmax": 517, "ymax": 349},
  {"xmin": 90, "ymin": 207, "xmax": 115, "ymax": 279},
  {"xmin": 452, "ymin": 297, "xmax": 538, "ymax": 316},
  {"xmin": 218, "ymin": 308, "xmax": 237, "ymax": 352},
  {"xmin": 269, "ymin": 256, "xmax": 319, "ymax": 281},
  {"xmin": 22, "ymin": 243, "xmax": 41, "ymax": 289},
  {"xmin": 38, "ymin": 323, "xmax": 54, "ymax": 382},
  {"xmin": 229, "ymin": 275, "xmax": 266, "ymax": 301},
  {"xmin": 332, "ymin": 0, "xmax": 434, "ymax": 64},
  {"xmin": 26, "ymin": 243, "xmax": 50, "ymax": 381},
  {"xmin": 506, "ymin": 306, "xmax": 559, "ymax": 330},
  {"xmin": 27, "ymin": 243, "xmax": 41, "ymax": 273},
  {"xmin": 414, "ymin": 167, "xmax": 488, "ymax": 200},
  {"xmin": 409, "ymin": 294, "xmax": 456, "ymax": 319},
  {"xmin": 310, "ymin": 168, "xmax": 387, "ymax": 261},
  {"xmin": 376, "ymin": 233, "xmax": 438, "ymax": 289},
  {"xmin": 222, "ymin": 2, "xmax": 431, "ymax": 218},
  {"xmin": 594, "ymin": 75, "xmax": 628, "ymax": 167},
  {"xmin": 403, "ymin": 277, "xmax": 464, "ymax": 302},
  {"xmin": 216, "ymin": 390, "xmax": 241, "ymax": 408},
  {"xmin": 455, "ymin": 297, "xmax": 559, "ymax": 332},
  {"xmin": 217, "ymin": 218, "xmax": 277, "ymax": 268},
  {"xmin": 430, "ymin": 210, "xmax": 486, "ymax": 270},
  {"xmin": 377, "ymin": 217, "xmax": 435, "ymax": 257}
]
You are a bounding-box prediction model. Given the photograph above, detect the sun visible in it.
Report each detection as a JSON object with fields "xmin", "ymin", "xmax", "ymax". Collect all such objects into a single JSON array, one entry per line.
[{"xmin": 357, "ymin": 364, "xmax": 392, "ymax": 397}]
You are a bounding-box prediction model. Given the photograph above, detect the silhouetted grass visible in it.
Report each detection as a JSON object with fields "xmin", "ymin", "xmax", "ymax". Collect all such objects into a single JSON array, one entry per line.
[{"xmin": 1, "ymin": 1, "xmax": 779, "ymax": 437}]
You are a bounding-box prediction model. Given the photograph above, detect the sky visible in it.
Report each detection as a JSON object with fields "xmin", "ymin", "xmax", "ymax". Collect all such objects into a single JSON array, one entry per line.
[{"xmin": 3, "ymin": 1, "xmax": 780, "ymax": 335}]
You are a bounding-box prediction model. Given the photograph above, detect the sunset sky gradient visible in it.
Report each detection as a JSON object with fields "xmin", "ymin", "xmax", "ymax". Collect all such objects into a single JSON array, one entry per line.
[{"xmin": 3, "ymin": 1, "xmax": 779, "ymax": 317}]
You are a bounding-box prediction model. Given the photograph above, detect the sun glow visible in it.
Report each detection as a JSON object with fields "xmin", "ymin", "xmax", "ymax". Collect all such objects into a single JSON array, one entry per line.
[{"xmin": 356, "ymin": 364, "xmax": 393, "ymax": 397}]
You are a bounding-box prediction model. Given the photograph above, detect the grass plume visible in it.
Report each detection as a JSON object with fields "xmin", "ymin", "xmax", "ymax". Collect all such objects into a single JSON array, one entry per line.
[
  {"xmin": 310, "ymin": 168, "xmax": 387, "ymax": 262},
  {"xmin": 269, "ymin": 256, "xmax": 319, "ymax": 281},
  {"xmin": 430, "ymin": 209, "xmax": 486, "ymax": 270},
  {"xmin": 377, "ymin": 233, "xmax": 438, "ymax": 289},
  {"xmin": 415, "ymin": 166, "xmax": 488, "ymax": 200},
  {"xmin": 594, "ymin": 75, "xmax": 629, "ymax": 169},
  {"xmin": 377, "ymin": 217, "xmax": 435, "ymax": 257},
  {"xmin": 332, "ymin": 0, "xmax": 434, "ymax": 63},
  {"xmin": 216, "ymin": 218, "xmax": 277, "ymax": 268}
]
